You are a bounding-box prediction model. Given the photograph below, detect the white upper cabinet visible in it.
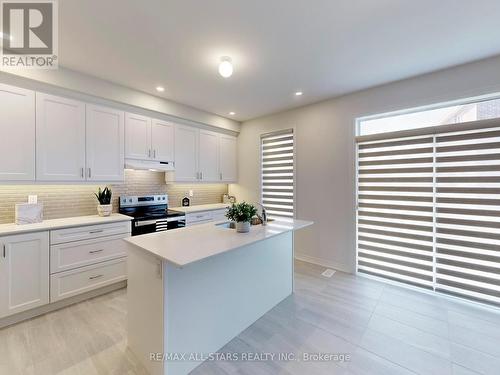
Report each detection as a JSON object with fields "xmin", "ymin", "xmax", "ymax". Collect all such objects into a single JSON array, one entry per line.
[
  {"xmin": 125, "ymin": 113, "xmax": 152, "ymax": 160},
  {"xmin": 36, "ymin": 93, "xmax": 86, "ymax": 181},
  {"xmin": 0, "ymin": 84, "xmax": 35, "ymax": 181},
  {"xmin": 0, "ymin": 231, "xmax": 49, "ymax": 318},
  {"xmin": 219, "ymin": 134, "xmax": 238, "ymax": 182},
  {"xmin": 0, "ymin": 83, "xmax": 237, "ymax": 184},
  {"xmin": 173, "ymin": 124, "xmax": 239, "ymax": 183},
  {"xmin": 174, "ymin": 124, "xmax": 199, "ymax": 182},
  {"xmin": 151, "ymin": 119, "xmax": 174, "ymax": 162},
  {"xmin": 86, "ymin": 105, "xmax": 125, "ymax": 181},
  {"xmin": 199, "ymin": 130, "xmax": 219, "ymax": 181}
]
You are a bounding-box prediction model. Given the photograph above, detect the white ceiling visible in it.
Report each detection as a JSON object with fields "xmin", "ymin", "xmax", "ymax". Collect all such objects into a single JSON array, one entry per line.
[{"xmin": 59, "ymin": 0, "xmax": 500, "ymax": 121}]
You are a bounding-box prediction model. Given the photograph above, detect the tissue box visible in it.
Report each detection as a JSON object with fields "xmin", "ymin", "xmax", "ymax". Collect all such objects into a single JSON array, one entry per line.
[{"xmin": 15, "ymin": 203, "xmax": 43, "ymax": 225}]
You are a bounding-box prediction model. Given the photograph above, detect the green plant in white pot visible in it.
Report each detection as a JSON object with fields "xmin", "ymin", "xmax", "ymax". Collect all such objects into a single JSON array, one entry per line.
[
  {"xmin": 226, "ymin": 202, "xmax": 257, "ymax": 233},
  {"xmin": 95, "ymin": 187, "xmax": 113, "ymax": 217}
]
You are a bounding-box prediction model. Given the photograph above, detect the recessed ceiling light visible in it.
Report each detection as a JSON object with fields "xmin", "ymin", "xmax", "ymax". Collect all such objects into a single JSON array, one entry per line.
[
  {"xmin": 156, "ymin": 86, "xmax": 165, "ymax": 92},
  {"xmin": 229, "ymin": 112, "xmax": 236, "ymax": 116},
  {"xmin": 295, "ymin": 91, "xmax": 303, "ymax": 96},
  {"xmin": 218, "ymin": 56, "xmax": 233, "ymax": 78}
]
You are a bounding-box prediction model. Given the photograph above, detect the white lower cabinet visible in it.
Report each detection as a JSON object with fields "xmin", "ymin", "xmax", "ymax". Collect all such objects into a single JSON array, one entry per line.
[
  {"xmin": 0, "ymin": 221, "xmax": 130, "ymax": 320},
  {"xmin": 50, "ymin": 233, "xmax": 128, "ymax": 273},
  {"xmin": 0, "ymin": 232, "xmax": 49, "ymax": 318},
  {"xmin": 49, "ymin": 222, "xmax": 130, "ymax": 303},
  {"xmin": 186, "ymin": 211, "xmax": 214, "ymax": 226},
  {"xmin": 50, "ymin": 258, "xmax": 127, "ymax": 302},
  {"xmin": 186, "ymin": 208, "xmax": 229, "ymax": 226},
  {"xmin": 211, "ymin": 208, "xmax": 229, "ymax": 222}
]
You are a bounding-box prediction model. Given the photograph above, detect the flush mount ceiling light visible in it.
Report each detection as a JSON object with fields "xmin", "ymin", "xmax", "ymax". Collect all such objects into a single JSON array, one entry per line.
[
  {"xmin": 156, "ymin": 86, "xmax": 165, "ymax": 92},
  {"xmin": 295, "ymin": 91, "xmax": 303, "ymax": 96},
  {"xmin": 218, "ymin": 56, "xmax": 233, "ymax": 78},
  {"xmin": 229, "ymin": 111, "xmax": 236, "ymax": 116}
]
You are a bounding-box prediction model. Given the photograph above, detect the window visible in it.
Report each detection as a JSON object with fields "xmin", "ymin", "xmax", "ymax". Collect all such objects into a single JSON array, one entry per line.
[
  {"xmin": 261, "ymin": 129, "xmax": 294, "ymax": 219},
  {"xmin": 357, "ymin": 120, "xmax": 500, "ymax": 307},
  {"xmin": 359, "ymin": 96, "xmax": 500, "ymax": 136}
]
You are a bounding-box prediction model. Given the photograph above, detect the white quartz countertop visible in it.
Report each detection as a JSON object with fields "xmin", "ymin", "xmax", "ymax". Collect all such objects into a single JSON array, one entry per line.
[
  {"xmin": 0, "ymin": 214, "xmax": 132, "ymax": 236},
  {"xmin": 169, "ymin": 203, "xmax": 230, "ymax": 213},
  {"xmin": 124, "ymin": 219, "xmax": 313, "ymax": 267}
]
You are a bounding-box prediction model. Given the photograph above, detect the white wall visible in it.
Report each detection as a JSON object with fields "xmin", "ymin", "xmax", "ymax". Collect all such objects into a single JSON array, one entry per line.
[
  {"xmin": 0, "ymin": 67, "xmax": 240, "ymax": 133},
  {"xmin": 230, "ymin": 55, "xmax": 500, "ymax": 272}
]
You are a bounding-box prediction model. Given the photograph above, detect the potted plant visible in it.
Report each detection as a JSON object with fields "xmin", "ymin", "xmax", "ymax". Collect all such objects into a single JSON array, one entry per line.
[
  {"xmin": 226, "ymin": 202, "xmax": 257, "ymax": 233},
  {"xmin": 95, "ymin": 187, "xmax": 113, "ymax": 217}
]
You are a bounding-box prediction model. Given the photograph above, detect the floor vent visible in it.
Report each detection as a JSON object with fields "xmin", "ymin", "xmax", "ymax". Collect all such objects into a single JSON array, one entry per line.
[{"xmin": 321, "ymin": 269, "xmax": 336, "ymax": 278}]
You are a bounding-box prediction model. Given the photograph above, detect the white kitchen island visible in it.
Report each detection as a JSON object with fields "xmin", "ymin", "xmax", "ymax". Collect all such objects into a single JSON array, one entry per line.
[{"xmin": 124, "ymin": 219, "xmax": 313, "ymax": 375}]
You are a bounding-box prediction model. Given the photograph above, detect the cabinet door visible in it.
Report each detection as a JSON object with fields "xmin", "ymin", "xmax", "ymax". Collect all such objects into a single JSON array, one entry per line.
[
  {"xmin": 125, "ymin": 113, "xmax": 152, "ymax": 160},
  {"xmin": 219, "ymin": 134, "xmax": 238, "ymax": 182},
  {"xmin": 198, "ymin": 130, "xmax": 219, "ymax": 182},
  {"xmin": 174, "ymin": 124, "xmax": 199, "ymax": 182},
  {"xmin": 151, "ymin": 119, "xmax": 174, "ymax": 162},
  {"xmin": 0, "ymin": 84, "xmax": 35, "ymax": 181},
  {"xmin": 86, "ymin": 105, "xmax": 125, "ymax": 181},
  {"xmin": 0, "ymin": 232, "xmax": 49, "ymax": 318},
  {"xmin": 36, "ymin": 93, "xmax": 86, "ymax": 181}
]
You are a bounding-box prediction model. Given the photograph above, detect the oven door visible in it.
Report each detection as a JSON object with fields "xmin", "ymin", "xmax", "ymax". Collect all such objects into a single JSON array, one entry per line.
[
  {"xmin": 167, "ymin": 216, "xmax": 186, "ymax": 230},
  {"xmin": 132, "ymin": 219, "xmax": 158, "ymax": 236}
]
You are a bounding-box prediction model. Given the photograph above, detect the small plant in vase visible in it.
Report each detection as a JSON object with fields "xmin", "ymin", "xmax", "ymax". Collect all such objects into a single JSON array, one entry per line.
[
  {"xmin": 226, "ymin": 202, "xmax": 257, "ymax": 233},
  {"xmin": 95, "ymin": 187, "xmax": 113, "ymax": 217}
]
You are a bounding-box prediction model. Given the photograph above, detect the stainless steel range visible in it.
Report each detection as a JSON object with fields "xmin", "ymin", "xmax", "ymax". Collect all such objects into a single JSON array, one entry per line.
[{"xmin": 119, "ymin": 194, "xmax": 186, "ymax": 236}]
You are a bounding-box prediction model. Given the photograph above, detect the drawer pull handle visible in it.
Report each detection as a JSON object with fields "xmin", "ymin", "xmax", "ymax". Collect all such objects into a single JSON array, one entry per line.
[
  {"xmin": 89, "ymin": 230, "xmax": 103, "ymax": 234},
  {"xmin": 89, "ymin": 274, "xmax": 104, "ymax": 280},
  {"xmin": 89, "ymin": 249, "xmax": 104, "ymax": 254}
]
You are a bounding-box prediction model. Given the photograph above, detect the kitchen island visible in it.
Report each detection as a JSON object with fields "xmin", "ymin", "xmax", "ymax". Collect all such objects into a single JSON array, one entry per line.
[{"xmin": 124, "ymin": 218, "xmax": 313, "ymax": 375}]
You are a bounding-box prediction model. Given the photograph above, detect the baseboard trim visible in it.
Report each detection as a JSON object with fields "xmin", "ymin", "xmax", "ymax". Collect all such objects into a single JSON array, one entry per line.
[
  {"xmin": 0, "ymin": 281, "xmax": 127, "ymax": 329},
  {"xmin": 294, "ymin": 254, "xmax": 352, "ymax": 273}
]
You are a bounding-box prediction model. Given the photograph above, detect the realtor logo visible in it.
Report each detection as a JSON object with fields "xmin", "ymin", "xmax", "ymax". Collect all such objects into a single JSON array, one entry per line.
[{"xmin": 1, "ymin": 0, "xmax": 58, "ymax": 68}]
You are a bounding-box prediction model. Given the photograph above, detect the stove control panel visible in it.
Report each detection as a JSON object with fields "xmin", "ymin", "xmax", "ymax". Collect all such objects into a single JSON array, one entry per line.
[{"xmin": 119, "ymin": 195, "xmax": 168, "ymax": 207}]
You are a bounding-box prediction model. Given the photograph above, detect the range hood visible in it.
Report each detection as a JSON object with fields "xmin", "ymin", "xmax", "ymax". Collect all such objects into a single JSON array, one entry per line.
[{"xmin": 124, "ymin": 159, "xmax": 175, "ymax": 172}]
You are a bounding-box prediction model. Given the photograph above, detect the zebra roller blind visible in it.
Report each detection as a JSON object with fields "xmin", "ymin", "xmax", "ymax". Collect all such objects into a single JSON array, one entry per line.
[
  {"xmin": 357, "ymin": 122, "xmax": 500, "ymax": 307},
  {"xmin": 261, "ymin": 129, "xmax": 294, "ymax": 219}
]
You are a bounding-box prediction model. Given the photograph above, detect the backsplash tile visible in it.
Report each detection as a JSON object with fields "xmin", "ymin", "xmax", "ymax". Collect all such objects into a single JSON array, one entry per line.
[{"xmin": 0, "ymin": 170, "xmax": 228, "ymax": 224}]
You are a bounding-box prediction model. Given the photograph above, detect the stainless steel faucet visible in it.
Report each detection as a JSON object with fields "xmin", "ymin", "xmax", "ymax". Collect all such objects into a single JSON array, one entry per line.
[{"xmin": 255, "ymin": 202, "xmax": 268, "ymax": 226}]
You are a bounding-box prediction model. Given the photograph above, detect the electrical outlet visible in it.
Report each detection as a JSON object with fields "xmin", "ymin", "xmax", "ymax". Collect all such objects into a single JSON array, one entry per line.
[{"xmin": 189, "ymin": 190, "xmax": 194, "ymax": 197}]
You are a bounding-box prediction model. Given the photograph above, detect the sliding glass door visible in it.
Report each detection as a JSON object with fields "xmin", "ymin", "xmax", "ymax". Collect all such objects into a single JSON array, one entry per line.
[{"xmin": 356, "ymin": 122, "xmax": 500, "ymax": 307}]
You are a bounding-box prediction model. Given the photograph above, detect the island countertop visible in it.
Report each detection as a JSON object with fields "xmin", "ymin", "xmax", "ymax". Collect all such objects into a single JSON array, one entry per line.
[{"xmin": 124, "ymin": 219, "xmax": 313, "ymax": 267}]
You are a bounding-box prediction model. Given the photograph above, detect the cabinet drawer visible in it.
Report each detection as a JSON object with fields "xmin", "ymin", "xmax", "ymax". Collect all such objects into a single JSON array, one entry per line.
[
  {"xmin": 50, "ymin": 221, "xmax": 130, "ymax": 244},
  {"xmin": 50, "ymin": 234, "xmax": 128, "ymax": 274},
  {"xmin": 50, "ymin": 258, "xmax": 127, "ymax": 302},
  {"xmin": 186, "ymin": 211, "xmax": 213, "ymax": 224},
  {"xmin": 211, "ymin": 209, "xmax": 228, "ymax": 222}
]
